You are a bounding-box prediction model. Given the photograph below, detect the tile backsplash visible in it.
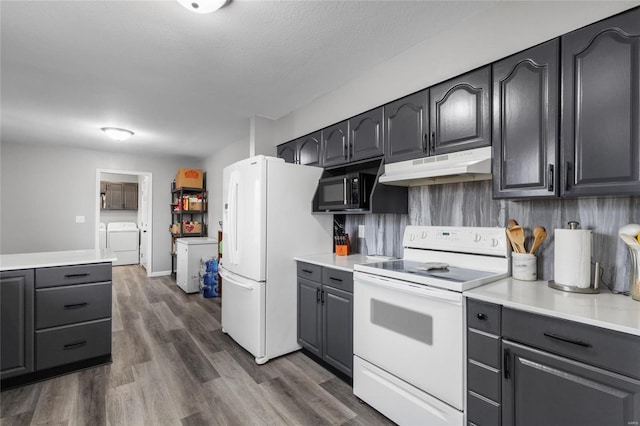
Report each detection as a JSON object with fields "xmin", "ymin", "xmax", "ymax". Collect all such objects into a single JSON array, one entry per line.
[{"xmin": 345, "ymin": 180, "xmax": 640, "ymax": 293}]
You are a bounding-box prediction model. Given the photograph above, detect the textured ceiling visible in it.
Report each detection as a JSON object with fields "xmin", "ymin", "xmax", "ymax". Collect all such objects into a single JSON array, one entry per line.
[{"xmin": 1, "ymin": 0, "xmax": 497, "ymax": 158}]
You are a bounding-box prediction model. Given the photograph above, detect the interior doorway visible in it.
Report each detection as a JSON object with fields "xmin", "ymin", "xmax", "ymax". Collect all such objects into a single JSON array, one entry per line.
[{"xmin": 95, "ymin": 169, "xmax": 153, "ymax": 276}]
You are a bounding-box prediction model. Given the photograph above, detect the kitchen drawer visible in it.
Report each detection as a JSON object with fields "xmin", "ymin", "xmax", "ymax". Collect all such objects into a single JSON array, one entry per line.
[
  {"xmin": 297, "ymin": 262, "xmax": 322, "ymax": 282},
  {"xmin": 467, "ymin": 391, "xmax": 501, "ymax": 426},
  {"xmin": 322, "ymin": 267, "xmax": 353, "ymax": 293},
  {"xmin": 467, "ymin": 299, "xmax": 501, "ymax": 335},
  {"xmin": 468, "ymin": 329, "xmax": 501, "ymax": 369},
  {"xmin": 35, "ymin": 318, "xmax": 111, "ymax": 370},
  {"xmin": 36, "ymin": 282, "xmax": 112, "ymax": 329},
  {"xmin": 467, "ymin": 359, "xmax": 501, "ymax": 402},
  {"xmin": 36, "ymin": 263, "xmax": 112, "ymax": 288},
  {"xmin": 503, "ymin": 307, "xmax": 640, "ymax": 380}
]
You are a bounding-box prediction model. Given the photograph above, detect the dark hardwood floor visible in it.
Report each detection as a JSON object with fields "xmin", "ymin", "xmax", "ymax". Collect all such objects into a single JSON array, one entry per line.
[{"xmin": 0, "ymin": 265, "xmax": 393, "ymax": 426}]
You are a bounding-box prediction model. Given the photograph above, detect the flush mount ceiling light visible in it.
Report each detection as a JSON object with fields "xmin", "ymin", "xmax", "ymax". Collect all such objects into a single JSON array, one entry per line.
[
  {"xmin": 177, "ymin": 0, "xmax": 229, "ymax": 14},
  {"xmin": 101, "ymin": 127, "xmax": 134, "ymax": 141}
]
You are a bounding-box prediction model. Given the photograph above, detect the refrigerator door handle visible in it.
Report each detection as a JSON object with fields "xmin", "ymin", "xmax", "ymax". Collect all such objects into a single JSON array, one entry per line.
[
  {"xmin": 220, "ymin": 269, "xmax": 255, "ymax": 290},
  {"xmin": 226, "ymin": 170, "xmax": 239, "ymax": 265}
]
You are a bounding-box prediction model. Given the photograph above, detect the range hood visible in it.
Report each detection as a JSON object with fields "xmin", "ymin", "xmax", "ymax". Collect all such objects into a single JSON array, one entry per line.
[{"xmin": 379, "ymin": 146, "xmax": 492, "ymax": 187}]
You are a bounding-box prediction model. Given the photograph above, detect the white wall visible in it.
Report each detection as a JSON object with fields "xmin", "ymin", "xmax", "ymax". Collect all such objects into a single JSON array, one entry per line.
[
  {"xmin": 0, "ymin": 142, "xmax": 202, "ymax": 274},
  {"xmin": 275, "ymin": 1, "xmax": 640, "ymax": 143},
  {"xmin": 250, "ymin": 116, "xmax": 276, "ymax": 157},
  {"xmin": 204, "ymin": 138, "xmax": 250, "ymax": 239}
]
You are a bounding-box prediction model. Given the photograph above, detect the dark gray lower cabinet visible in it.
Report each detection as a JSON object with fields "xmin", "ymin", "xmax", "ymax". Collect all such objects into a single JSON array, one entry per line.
[
  {"xmin": 0, "ymin": 270, "xmax": 34, "ymax": 380},
  {"xmin": 467, "ymin": 297, "xmax": 640, "ymax": 426},
  {"xmin": 297, "ymin": 262, "xmax": 353, "ymax": 377},
  {"xmin": 502, "ymin": 340, "xmax": 640, "ymax": 426}
]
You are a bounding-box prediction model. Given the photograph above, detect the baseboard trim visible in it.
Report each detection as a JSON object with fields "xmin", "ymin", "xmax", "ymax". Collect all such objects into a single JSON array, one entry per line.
[{"xmin": 148, "ymin": 270, "xmax": 171, "ymax": 277}]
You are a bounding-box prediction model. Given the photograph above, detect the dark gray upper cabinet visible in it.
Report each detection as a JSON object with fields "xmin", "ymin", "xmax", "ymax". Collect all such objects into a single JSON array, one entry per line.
[
  {"xmin": 492, "ymin": 39, "xmax": 559, "ymax": 199},
  {"xmin": 277, "ymin": 132, "xmax": 321, "ymax": 166},
  {"xmin": 277, "ymin": 140, "xmax": 297, "ymax": 164},
  {"xmin": 384, "ymin": 89, "xmax": 429, "ymax": 164},
  {"xmin": 349, "ymin": 107, "xmax": 384, "ymax": 162},
  {"xmin": 297, "ymin": 132, "xmax": 321, "ymax": 166},
  {"xmin": 321, "ymin": 121, "xmax": 349, "ymax": 167},
  {"xmin": 1, "ymin": 270, "xmax": 34, "ymax": 380},
  {"xmin": 103, "ymin": 182, "xmax": 138, "ymax": 210},
  {"xmin": 561, "ymin": 7, "xmax": 640, "ymax": 197},
  {"xmin": 430, "ymin": 66, "xmax": 491, "ymax": 155}
]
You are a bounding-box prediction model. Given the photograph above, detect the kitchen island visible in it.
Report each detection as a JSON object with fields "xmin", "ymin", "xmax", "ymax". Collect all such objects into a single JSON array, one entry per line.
[{"xmin": 1, "ymin": 249, "xmax": 117, "ymax": 389}]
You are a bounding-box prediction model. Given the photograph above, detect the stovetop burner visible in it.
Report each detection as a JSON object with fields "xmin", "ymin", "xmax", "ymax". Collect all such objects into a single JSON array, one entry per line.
[{"xmin": 363, "ymin": 260, "xmax": 498, "ymax": 284}]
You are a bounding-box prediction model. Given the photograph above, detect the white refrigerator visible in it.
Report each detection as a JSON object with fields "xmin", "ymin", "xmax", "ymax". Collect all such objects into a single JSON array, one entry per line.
[{"xmin": 220, "ymin": 155, "xmax": 332, "ymax": 364}]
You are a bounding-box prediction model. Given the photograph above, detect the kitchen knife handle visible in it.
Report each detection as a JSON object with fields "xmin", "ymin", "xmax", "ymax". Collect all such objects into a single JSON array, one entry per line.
[
  {"xmin": 543, "ymin": 332, "xmax": 592, "ymax": 348},
  {"xmin": 503, "ymin": 348, "xmax": 511, "ymax": 379},
  {"xmin": 547, "ymin": 164, "xmax": 554, "ymax": 192}
]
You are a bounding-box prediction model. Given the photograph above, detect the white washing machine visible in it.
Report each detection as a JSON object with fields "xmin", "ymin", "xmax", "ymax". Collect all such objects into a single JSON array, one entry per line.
[
  {"xmin": 107, "ymin": 222, "xmax": 139, "ymax": 266},
  {"xmin": 99, "ymin": 222, "xmax": 107, "ymax": 249}
]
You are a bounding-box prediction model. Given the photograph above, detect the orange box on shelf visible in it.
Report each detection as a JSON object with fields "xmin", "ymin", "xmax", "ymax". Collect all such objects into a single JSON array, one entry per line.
[{"xmin": 175, "ymin": 168, "xmax": 203, "ymax": 189}]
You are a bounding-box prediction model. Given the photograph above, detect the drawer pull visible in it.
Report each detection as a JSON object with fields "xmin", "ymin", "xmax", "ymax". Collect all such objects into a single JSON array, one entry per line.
[
  {"xmin": 543, "ymin": 332, "xmax": 592, "ymax": 348},
  {"xmin": 63, "ymin": 340, "xmax": 87, "ymax": 350},
  {"xmin": 64, "ymin": 273, "xmax": 90, "ymax": 279},
  {"xmin": 63, "ymin": 302, "xmax": 88, "ymax": 310},
  {"xmin": 302, "ymin": 269, "xmax": 314, "ymax": 274},
  {"xmin": 329, "ymin": 277, "xmax": 343, "ymax": 282},
  {"xmin": 477, "ymin": 313, "xmax": 487, "ymax": 320}
]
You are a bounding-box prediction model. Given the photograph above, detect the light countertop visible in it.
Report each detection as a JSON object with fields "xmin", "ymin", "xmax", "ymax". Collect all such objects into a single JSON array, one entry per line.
[
  {"xmin": 465, "ymin": 278, "xmax": 640, "ymax": 337},
  {"xmin": 294, "ymin": 253, "xmax": 378, "ymax": 272},
  {"xmin": 0, "ymin": 249, "xmax": 118, "ymax": 271}
]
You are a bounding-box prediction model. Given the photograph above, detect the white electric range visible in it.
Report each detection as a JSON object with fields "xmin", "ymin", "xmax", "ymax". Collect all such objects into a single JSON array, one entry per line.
[{"xmin": 353, "ymin": 225, "xmax": 510, "ymax": 426}]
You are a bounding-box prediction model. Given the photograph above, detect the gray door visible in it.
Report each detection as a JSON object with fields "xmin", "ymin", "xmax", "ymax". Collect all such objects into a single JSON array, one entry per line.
[
  {"xmin": 277, "ymin": 141, "xmax": 297, "ymax": 164},
  {"xmin": 297, "ymin": 277, "xmax": 322, "ymax": 357},
  {"xmin": 321, "ymin": 121, "xmax": 349, "ymax": 167},
  {"xmin": 561, "ymin": 8, "xmax": 640, "ymax": 197},
  {"xmin": 502, "ymin": 340, "xmax": 640, "ymax": 426},
  {"xmin": 493, "ymin": 39, "xmax": 559, "ymax": 199},
  {"xmin": 430, "ymin": 66, "xmax": 491, "ymax": 155},
  {"xmin": 1, "ymin": 270, "xmax": 34, "ymax": 379},
  {"xmin": 349, "ymin": 107, "xmax": 384, "ymax": 162},
  {"xmin": 322, "ymin": 285, "xmax": 353, "ymax": 377},
  {"xmin": 384, "ymin": 89, "xmax": 429, "ymax": 163},
  {"xmin": 297, "ymin": 132, "xmax": 321, "ymax": 166}
]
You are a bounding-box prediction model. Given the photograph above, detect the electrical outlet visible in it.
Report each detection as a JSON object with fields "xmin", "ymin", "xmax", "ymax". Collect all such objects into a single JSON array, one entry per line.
[{"xmin": 358, "ymin": 225, "xmax": 365, "ymax": 238}]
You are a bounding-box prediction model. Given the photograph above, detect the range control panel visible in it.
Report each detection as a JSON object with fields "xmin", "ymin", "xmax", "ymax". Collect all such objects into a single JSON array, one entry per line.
[{"xmin": 402, "ymin": 226, "xmax": 509, "ymax": 257}]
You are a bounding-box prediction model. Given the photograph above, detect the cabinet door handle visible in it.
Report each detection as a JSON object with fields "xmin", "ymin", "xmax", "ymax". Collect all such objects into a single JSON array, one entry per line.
[
  {"xmin": 316, "ymin": 288, "xmax": 321, "ymax": 303},
  {"xmin": 64, "ymin": 340, "xmax": 87, "ymax": 350},
  {"xmin": 547, "ymin": 164, "xmax": 554, "ymax": 192},
  {"xmin": 430, "ymin": 131, "xmax": 435, "ymax": 153},
  {"xmin": 64, "ymin": 273, "xmax": 90, "ymax": 279},
  {"xmin": 477, "ymin": 313, "xmax": 487, "ymax": 320},
  {"xmin": 503, "ymin": 348, "xmax": 511, "ymax": 379},
  {"xmin": 565, "ymin": 161, "xmax": 571, "ymax": 191},
  {"xmin": 343, "ymin": 140, "xmax": 348, "ymax": 160},
  {"xmin": 63, "ymin": 302, "xmax": 88, "ymax": 310},
  {"xmin": 329, "ymin": 277, "xmax": 343, "ymax": 282},
  {"xmin": 422, "ymin": 133, "xmax": 428, "ymax": 152},
  {"xmin": 543, "ymin": 332, "xmax": 592, "ymax": 348},
  {"xmin": 320, "ymin": 290, "xmax": 325, "ymax": 304}
]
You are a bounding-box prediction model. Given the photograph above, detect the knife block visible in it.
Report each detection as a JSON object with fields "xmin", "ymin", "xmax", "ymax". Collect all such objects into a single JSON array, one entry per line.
[{"xmin": 335, "ymin": 234, "xmax": 350, "ymax": 256}]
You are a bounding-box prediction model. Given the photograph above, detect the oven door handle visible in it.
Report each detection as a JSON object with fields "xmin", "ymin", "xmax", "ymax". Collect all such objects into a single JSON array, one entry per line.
[{"xmin": 354, "ymin": 271, "xmax": 463, "ymax": 304}]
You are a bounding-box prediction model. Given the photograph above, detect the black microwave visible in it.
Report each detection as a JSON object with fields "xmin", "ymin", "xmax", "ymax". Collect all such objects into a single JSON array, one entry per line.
[{"xmin": 317, "ymin": 172, "xmax": 376, "ymax": 211}]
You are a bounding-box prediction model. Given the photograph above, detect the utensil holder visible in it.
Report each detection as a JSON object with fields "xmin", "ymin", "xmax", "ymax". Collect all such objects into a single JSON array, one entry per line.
[
  {"xmin": 512, "ymin": 253, "xmax": 536, "ymax": 281},
  {"xmin": 627, "ymin": 246, "xmax": 640, "ymax": 301}
]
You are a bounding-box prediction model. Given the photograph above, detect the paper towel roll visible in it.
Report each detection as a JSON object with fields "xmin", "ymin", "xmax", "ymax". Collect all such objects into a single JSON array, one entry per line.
[{"xmin": 554, "ymin": 229, "xmax": 592, "ymax": 288}]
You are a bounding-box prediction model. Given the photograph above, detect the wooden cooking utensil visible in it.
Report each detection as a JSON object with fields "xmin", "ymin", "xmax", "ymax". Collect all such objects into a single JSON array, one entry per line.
[
  {"xmin": 529, "ymin": 226, "xmax": 547, "ymax": 254},
  {"xmin": 506, "ymin": 227, "xmax": 526, "ymax": 253},
  {"xmin": 506, "ymin": 219, "xmax": 522, "ymax": 252},
  {"xmin": 508, "ymin": 219, "xmax": 519, "ymax": 230}
]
